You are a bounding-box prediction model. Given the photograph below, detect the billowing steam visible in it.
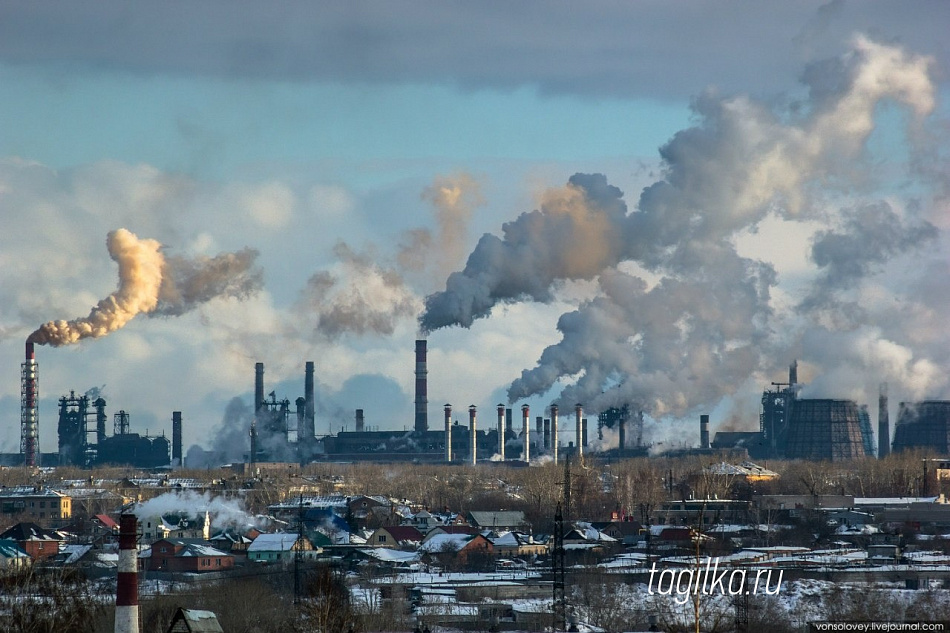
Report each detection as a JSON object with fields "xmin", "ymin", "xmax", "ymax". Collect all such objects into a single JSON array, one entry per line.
[
  {"xmin": 422, "ymin": 36, "xmax": 945, "ymax": 418},
  {"xmin": 133, "ymin": 490, "xmax": 260, "ymax": 531},
  {"xmin": 28, "ymin": 228, "xmax": 262, "ymax": 346}
]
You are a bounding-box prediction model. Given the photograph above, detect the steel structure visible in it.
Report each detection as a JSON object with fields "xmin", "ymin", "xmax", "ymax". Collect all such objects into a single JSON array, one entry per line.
[
  {"xmin": 785, "ymin": 399, "xmax": 871, "ymax": 461},
  {"xmin": 892, "ymin": 401, "xmax": 950, "ymax": 454},
  {"xmin": 21, "ymin": 340, "xmax": 39, "ymax": 467}
]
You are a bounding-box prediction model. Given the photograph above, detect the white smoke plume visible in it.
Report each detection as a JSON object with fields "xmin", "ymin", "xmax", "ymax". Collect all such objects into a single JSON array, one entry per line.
[
  {"xmin": 422, "ymin": 36, "xmax": 946, "ymax": 419},
  {"xmin": 28, "ymin": 228, "xmax": 263, "ymax": 346},
  {"xmin": 133, "ymin": 490, "xmax": 259, "ymax": 530}
]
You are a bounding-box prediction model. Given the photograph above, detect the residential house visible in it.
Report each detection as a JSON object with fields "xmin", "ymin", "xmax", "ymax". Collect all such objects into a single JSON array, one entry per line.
[
  {"xmin": 0, "ymin": 538, "xmax": 31, "ymax": 571},
  {"xmin": 149, "ymin": 538, "xmax": 233, "ymax": 573},
  {"xmin": 490, "ymin": 531, "xmax": 548, "ymax": 558},
  {"xmin": 0, "ymin": 487, "xmax": 72, "ymax": 524},
  {"xmin": 247, "ymin": 533, "xmax": 318, "ymax": 563},
  {"xmin": 421, "ymin": 526, "xmax": 481, "ymax": 543},
  {"xmin": 590, "ymin": 521, "xmax": 645, "ymax": 546},
  {"xmin": 367, "ymin": 525, "xmax": 424, "ymax": 548},
  {"xmin": 420, "ymin": 533, "xmax": 495, "ymax": 567},
  {"xmin": 0, "ymin": 523, "xmax": 65, "ymax": 561}
]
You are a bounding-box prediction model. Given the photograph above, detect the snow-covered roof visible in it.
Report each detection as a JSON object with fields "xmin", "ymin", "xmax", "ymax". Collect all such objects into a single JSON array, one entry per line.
[
  {"xmin": 420, "ymin": 533, "xmax": 473, "ymax": 553},
  {"xmin": 357, "ymin": 548, "xmax": 421, "ymax": 563},
  {"xmin": 248, "ymin": 533, "xmax": 299, "ymax": 552}
]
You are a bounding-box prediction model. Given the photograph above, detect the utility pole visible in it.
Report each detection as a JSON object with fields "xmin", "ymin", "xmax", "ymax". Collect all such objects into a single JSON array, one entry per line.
[{"xmin": 552, "ymin": 502, "xmax": 566, "ymax": 631}]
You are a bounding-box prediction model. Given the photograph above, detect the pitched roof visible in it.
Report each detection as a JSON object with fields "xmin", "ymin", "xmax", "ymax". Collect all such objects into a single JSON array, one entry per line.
[
  {"xmin": 377, "ymin": 526, "xmax": 423, "ymax": 542},
  {"xmin": 467, "ymin": 511, "xmax": 527, "ymax": 528},
  {"xmin": 0, "ymin": 523, "xmax": 64, "ymax": 542},
  {"xmin": 0, "ymin": 539, "xmax": 29, "ymax": 559},
  {"xmin": 248, "ymin": 533, "xmax": 299, "ymax": 552},
  {"xmin": 169, "ymin": 608, "xmax": 225, "ymax": 633}
]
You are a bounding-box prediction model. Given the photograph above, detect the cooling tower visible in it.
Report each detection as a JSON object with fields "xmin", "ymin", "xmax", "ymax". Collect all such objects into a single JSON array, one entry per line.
[
  {"xmin": 785, "ymin": 399, "xmax": 870, "ymax": 461},
  {"xmin": 892, "ymin": 401, "xmax": 950, "ymax": 454}
]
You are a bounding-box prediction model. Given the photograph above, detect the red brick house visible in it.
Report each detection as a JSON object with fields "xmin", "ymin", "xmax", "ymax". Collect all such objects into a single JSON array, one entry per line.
[
  {"xmin": 0, "ymin": 523, "xmax": 64, "ymax": 561},
  {"xmin": 149, "ymin": 538, "xmax": 233, "ymax": 573}
]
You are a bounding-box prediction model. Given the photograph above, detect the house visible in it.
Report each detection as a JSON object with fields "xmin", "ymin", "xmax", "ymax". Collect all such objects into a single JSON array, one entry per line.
[
  {"xmin": 0, "ymin": 523, "xmax": 65, "ymax": 561},
  {"xmin": 209, "ymin": 528, "xmax": 257, "ymax": 554},
  {"xmin": 420, "ymin": 533, "xmax": 495, "ymax": 566},
  {"xmin": 247, "ymin": 533, "xmax": 318, "ymax": 563},
  {"xmin": 149, "ymin": 538, "xmax": 233, "ymax": 573},
  {"xmin": 421, "ymin": 526, "xmax": 481, "ymax": 543},
  {"xmin": 489, "ymin": 531, "xmax": 548, "ymax": 557},
  {"xmin": 0, "ymin": 487, "xmax": 72, "ymax": 524},
  {"xmin": 367, "ymin": 525, "xmax": 424, "ymax": 548},
  {"xmin": 590, "ymin": 521, "xmax": 644, "ymax": 546},
  {"xmin": 404, "ymin": 509, "xmax": 442, "ymax": 531},
  {"xmin": 166, "ymin": 607, "xmax": 224, "ymax": 633},
  {"xmin": 466, "ymin": 511, "xmax": 528, "ymax": 531},
  {"xmin": 137, "ymin": 511, "xmax": 211, "ymax": 542},
  {"xmin": 0, "ymin": 538, "xmax": 31, "ymax": 571}
]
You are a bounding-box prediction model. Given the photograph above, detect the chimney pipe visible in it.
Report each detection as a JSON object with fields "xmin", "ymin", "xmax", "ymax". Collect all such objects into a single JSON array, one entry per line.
[
  {"xmin": 700, "ymin": 414, "xmax": 710, "ymax": 450},
  {"xmin": 355, "ymin": 409, "xmax": 365, "ymax": 432},
  {"xmin": 469, "ymin": 405, "xmax": 477, "ymax": 465},
  {"xmin": 618, "ymin": 411, "xmax": 626, "ymax": 452},
  {"xmin": 543, "ymin": 419, "xmax": 550, "ymax": 451},
  {"xmin": 21, "ymin": 339, "xmax": 39, "ymax": 467},
  {"xmin": 497, "ymin": 404, "xmax": 506, "ymax": 461},
  {"xmin": 254, "ymin": 362, "xmax": 264, "ymax": 415},
  {"xmin": 172, "ymin": 412, "xmax": 183, "ymax": 468},
  {"xmin": 521, "ymin": 404, "xmax": 530, "ymax": 463},
  {"xmin": 444, "ymin": 404, "xmax": 453, "ymax": 462},
  {"xmin": 415, "ymin": 340, "xmax": 428, "ymax": 433},
  {"xmin": 789, "ymin": 360, "xmax": 798, "ymax": 385},
  {"xmin": 551, "ymin": 404, "xmax": 559, "ymax": 464},
  {"xmin": 304, "ymin": 361, "xmax": 315, "ymax": 441},
  {"xmin": 878, "ymin": 383, "xmax": 890, "ymax": 459},
  {"xmin": 575, "ymin": 404, "xmax": 584, "ymax": 459},
  {"xmin": 116, "ymin": 513, "xmax": 140, "ymax": 633}
]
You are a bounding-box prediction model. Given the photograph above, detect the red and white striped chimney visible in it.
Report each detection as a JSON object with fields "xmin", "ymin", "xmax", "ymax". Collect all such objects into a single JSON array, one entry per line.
[
  {"xmin": 497, "ymin": 403, "xmax": 506, "ymax": 461},
  {"xmin": 116, "ymin": 513, "xmax": 139, "ymax": 633}
]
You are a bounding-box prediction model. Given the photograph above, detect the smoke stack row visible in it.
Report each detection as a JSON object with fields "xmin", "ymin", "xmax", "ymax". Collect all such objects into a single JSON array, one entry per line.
[
  {"xmin": 21, "ymin": 340, "xmax": 39, "ymax": 467},
  {"xmin": 116, "ymin": 513, "xmax": 139, "ymax": 633}
]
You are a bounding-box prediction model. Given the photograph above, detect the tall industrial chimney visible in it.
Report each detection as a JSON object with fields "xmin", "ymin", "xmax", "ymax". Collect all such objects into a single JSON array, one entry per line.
[
  {"xmin": 415, "ymin": 340, "xmax": 428, "ymax": 434},
  {"xmin": 304, "ymin": 361, "xmax": 315, "ymax": 441},
  {"xmin": 468, "ymin": 405, "xmax": 477, "ymax": 465},
  {"xmin": 444, "ymin": 404, "xmax": 453, "ymax": 462},
  {"xmin": 21, "ymin": 340, "xmax": 39, "ymax": 467},
  {"xmin": 575, "ymin": 404, "xmax": 584, "ymax": 459},
  {"xmin": 543, "ymin": 419, "xmax": 550, "ymax": 451},
  {"xmin": 95, "ymin": 397, "xmax": 107, "ymax": 445},
  {"xmin": 254, "ymin": 362, "xmax": 264, "ymax": 415},
  {"xmin": 116, "ymin": 513, "xmax": 140, "ymax": 633},
  {"xmin": 878, "ymin": 383, "xmax": 890, "ymax": 459},
  {"xmin": 700, "ymin": 414, "xmax": 710, "ymax": 449},
  {"xmin": 497, "ymin": 404, "xmax": 506, "ymax": 461},
  {"xmin": 521, "ymin": 404, "xmax": 530, "ymax": 463},
  {"xmin": 618, "ymin": 412, "xmax": 626, "ymax": 453},
  {"xmin": 355, "ymin": 409, "xmax": 365, "ymax": 432},
  {"xmin": 172, "ymin": 411, "xmax": 183, "ymax": 468},
  {"xmin": 551, "ymin": 404, "xmax": 559, "ymax": 464},
  {"xmin": 789, "ymin": 360, "xmax": 798, "ymax": 386}
]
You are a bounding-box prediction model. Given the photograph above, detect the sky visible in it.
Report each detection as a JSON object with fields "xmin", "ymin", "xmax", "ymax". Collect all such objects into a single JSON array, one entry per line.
[{"xmin": 0, "ymin": 1, "xmax": 949, "ymax": 460}]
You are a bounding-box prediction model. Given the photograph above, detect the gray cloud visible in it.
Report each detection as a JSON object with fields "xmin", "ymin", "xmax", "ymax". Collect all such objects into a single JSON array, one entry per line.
[{"xmin": 0, "ymin": 3, "xmax": 946, "ymax": 99}]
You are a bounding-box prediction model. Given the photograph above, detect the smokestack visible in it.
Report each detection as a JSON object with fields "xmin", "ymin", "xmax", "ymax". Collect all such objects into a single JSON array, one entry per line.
[
  {"xmin": 536, "ymin": 416, "xmax": 542, "ymax": 437},
  {"xmin": 551, "ymin": 404, "xmax": 559, "ymax": 464},
  {"xmin": 582, "ymin": 418, "xmax": 587, "ymax": 448},
  {"xmin": 172, "ymin": 411, "xmax": 183, "ymax": 468},
  {"xmin": 618, "ymin": 412, "xmax": 626, "ymax": 452},
  {"xmin": 249, "ymin": 423, "xmax": 257, "ymax": 466},
  {"xmin": 543, "ymin": 418, "xmax": 550, "ymax": 451},
  {"xmin": 878, "ymin": 383, "xmax": 890, "ymax": 459},
  {"xmin": 415, "ymin": 340, "xmax": 428, "ymax": 433},
  {"xmin": 304, "ymin": 361, "xmax": 315, "ymax": 441},
  {"xmin": 521, "ymin": 404, "xmax": 530, "ymax": 463},
  {"xmin": 700, "ymin": 414, "xmax": 710, "ymax": 449},
  {"xmin": 254, "ymin": 362, "xmax": 264, "ymax": 415},
  {"xmin": 575, "ymin": 404, "xmax": 584, "ymax": 459},
  {"xmin": 497, "ymin": 404, "xmax": 505, "ymax": 461},
  {"xmin": 355, "ymin": 409, "xmax": 365, "ymax": 432},
  {"xmin": 21, "ymin": 340, "xmax": 39, "ymax": 468},
  {"xmin": 468, "ymin": 405, "xmax": 477, "ymax": 465},
  {"xmin": 95, "ymin": 397, "xmax": 107, "ymax": 445},
  {"xmin": 505, "ymin": 408, "xmax": 513, "ymax": 435},
  {"xmin": 444, "ymin": 404, "xmax": 453, "ymax": 462},
  {"xmin": 116, "ymin": 513, "xmax": 140, "ymax": 633},
  {"xmin": 789, "ymin": 360, "xmax": 798, "ymax": 386}
]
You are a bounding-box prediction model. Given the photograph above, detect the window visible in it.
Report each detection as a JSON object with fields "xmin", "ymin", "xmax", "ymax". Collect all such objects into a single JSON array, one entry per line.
[
  {"xmin": 378, "ymin": 535, "xmax": 387, "ymax": 543},
  {"xmin": 40, "ymin": 502, "xmax": 45, "ymax": 509}
]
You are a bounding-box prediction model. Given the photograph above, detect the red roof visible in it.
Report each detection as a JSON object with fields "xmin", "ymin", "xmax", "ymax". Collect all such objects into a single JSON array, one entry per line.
[
  {"xmin": 95, "ymin": 514, "xmax": 119, "ymax": 529},
  {"xmin": 379, "ymin": 526, "xmax": 424, "ymax": 541}
]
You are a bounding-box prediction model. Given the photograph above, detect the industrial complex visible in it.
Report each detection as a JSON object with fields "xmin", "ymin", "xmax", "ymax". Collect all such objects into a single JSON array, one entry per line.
[{"xmin": 10, "ymin": 340, "xmax": 950, "ymax": 469}]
